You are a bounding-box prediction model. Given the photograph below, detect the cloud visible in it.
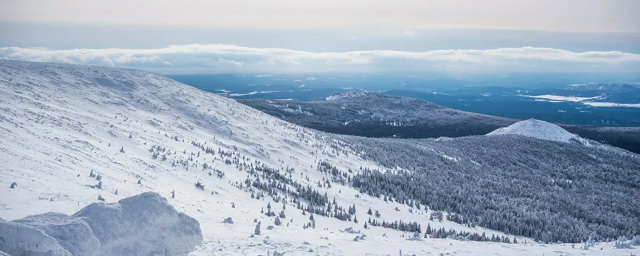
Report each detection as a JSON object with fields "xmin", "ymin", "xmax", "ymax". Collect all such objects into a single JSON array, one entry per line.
[
  {"xmin": 215, "ymin": 58, "xmax": 244, "ymax": 67},
  {"xmin": 1, "ymin": 44, "xmax": 640, "ymax": 73},
  {"xmin": 403, "ymin": 31, "xmax": 416, "ymax": 37},
  {"xmin": 2, "ymin": 0, "xmax": 639, "ymax": 32}
]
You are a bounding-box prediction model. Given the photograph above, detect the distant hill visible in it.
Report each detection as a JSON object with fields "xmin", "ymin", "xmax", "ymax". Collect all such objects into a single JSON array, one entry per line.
[
  {"xmin": 240, "ymin": 90, "xmax": 640, "ymax": 154},
  {"xmin": 239, "ymin": 90, "xmax": 517, "ymax": 139},
  {"xmin": 487, "ymin": 119, "xmax": 585, "ymax": 143}
]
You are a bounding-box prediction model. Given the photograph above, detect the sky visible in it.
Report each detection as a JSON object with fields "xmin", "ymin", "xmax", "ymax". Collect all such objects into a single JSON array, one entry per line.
[{"xmin": 1, "ymin": 0, "xmax": 639, "ymax": 74}]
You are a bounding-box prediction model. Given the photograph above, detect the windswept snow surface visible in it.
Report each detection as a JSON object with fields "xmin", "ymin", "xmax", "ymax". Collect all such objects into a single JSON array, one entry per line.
[
  {"xmin": 487, "ymin": 119, "xmax": 582, "ymax": 143},
  {"xmin": 0, "ymin": 192, "xmax": 202, "ymax": 256},
  {"xmin": 0, "ymin": 61, "xmax": 638, "ymax": 255}
]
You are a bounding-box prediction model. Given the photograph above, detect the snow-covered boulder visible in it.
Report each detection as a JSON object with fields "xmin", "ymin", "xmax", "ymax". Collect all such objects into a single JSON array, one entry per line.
[
  {"xmin": 0, "ymin": 218, "xmax": 73, "ymax": 256},
  {"xmin": 0, "ymin": 192, "xmax": 202, "ymax": 256},
  {"xmin": 487, "ymin": 119, "xmax": 584, "ymax": 143},
  {"xmin": 13, "ymin": 212, "xmax": 99, "ymax": 256},
  {"xmin": 75, "ymin": 192, "xmax": 202, "ymax": 256}
]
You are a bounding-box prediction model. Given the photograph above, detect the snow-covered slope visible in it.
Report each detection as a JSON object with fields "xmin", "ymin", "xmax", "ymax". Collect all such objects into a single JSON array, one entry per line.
[
  {"xmin": 1, "ymin": 60, "xmax": 637, "ymax": 256},
  {"xmin": 487, "ymin": 119, "xmax": 584, "ymax": 143}
]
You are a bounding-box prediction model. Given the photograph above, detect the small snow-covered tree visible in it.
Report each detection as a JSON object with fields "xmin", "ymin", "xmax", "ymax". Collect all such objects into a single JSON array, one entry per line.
[
  {"xmin": 614, "ymin": 236, "xmax": 633, "ymax": 249},
  {"xmin": 582, "ymin": 232, "xmax": 596, "ymax": 250},
  {"xmin": 275, "ymin": 217, "xmax": 282, "ymax": 226},
  {"xmin": 255, "ymin": 221, "xmax": 262, "ymax": 235}
]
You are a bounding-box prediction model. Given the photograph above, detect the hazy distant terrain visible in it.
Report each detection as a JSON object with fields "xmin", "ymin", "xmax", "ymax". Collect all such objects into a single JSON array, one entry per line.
[{"xmin": 171, "ymin": 74, "xmax": 640, "ymax": 126}]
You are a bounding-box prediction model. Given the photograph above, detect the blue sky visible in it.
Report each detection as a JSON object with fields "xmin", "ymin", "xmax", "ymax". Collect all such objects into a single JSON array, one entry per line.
[{"xmin": 1, "ymin": 0, "xmax": 639, "ymax": 74}]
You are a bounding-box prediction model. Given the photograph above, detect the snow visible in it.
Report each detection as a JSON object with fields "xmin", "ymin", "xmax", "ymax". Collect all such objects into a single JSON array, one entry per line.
[
  {"xmin": 0, "ymin": 60, "xmax": 637, "ymax": 256},
  {"xmin": 583, "ymin": 102, "xmax": 640, "ymax": 108},
  {"xmin": 0, "ymin": 192, "xmax": 201, "ymax": 256},
  {"xmin": 0, "ymin": 218, "xmax": 73, "ymax": 256},
  {"xmin": 228, "ymin": 90, "xmax": 280, "ymax": 97},
  {"xmin": 487, "ymin": 119, "xmax": 580, "ymax": 143},
  {"xmin": 521, "ymin": 94, "xmax": 604, "ymax": 102},
  {"xmin": 521, "ymin": 94, "xmax": 640, "ymax": 108},
  {"xmin": 326, "ymin": 89, "xmax": 369, "ymax": 101}
]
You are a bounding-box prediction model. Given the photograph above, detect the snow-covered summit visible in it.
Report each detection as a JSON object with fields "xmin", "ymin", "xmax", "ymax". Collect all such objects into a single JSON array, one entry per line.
[
  {"xmin": 326, "ymin": 89, "xmax": 369, "ymax": 100},
  {"xmin": 487, "ymin": 119, "xmax": 580, "ymax": 143}
]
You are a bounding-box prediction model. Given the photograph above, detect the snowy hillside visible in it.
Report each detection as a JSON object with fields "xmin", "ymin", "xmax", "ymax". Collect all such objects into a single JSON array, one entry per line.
[
  {"xmin": 487, "ymin": 119, "xmax": 584, "ymax": 143},
  {"xmin": 1, "ymin": 60, "xmax": 639, "ymax": 255},
  {"xmin": 241, "ymin": 91, "xmax": 516, "ymax": 139},
  {"xmin": 325, "ymin": 89, "xmax": 370, "ymax": 101}
]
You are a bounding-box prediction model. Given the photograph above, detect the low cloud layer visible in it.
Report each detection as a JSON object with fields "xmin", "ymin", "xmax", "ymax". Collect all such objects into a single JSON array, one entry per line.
[{"xmin": 2, "ymin": 44, "xmax": 640, "ymax": 74}]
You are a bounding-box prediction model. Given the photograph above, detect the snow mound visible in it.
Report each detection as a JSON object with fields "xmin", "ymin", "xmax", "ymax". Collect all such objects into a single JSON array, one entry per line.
[
  {"xmin": 326, "ymin": 89, "xmax": 369, "ymax": 100},
  {"xmin": 487, "ymin": 119, "xmax": 580, "ymax": 143},
  {"xmin": 0, "ymin": 192, "xmax": 202, "ymax": 256}
]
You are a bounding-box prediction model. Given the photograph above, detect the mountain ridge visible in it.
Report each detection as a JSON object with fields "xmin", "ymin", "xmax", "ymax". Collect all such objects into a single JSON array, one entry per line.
[
  {"xmin": 240, "ymin": 89, "xmax": 640, "ymax": 154},
  {"xmin": 240, "ymin": 90, "xmax": 515, "ymax": 139}
]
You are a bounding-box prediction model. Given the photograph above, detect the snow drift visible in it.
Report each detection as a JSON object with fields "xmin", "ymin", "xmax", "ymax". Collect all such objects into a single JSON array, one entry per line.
[
  {"xmin": 0, "ymin": 192, "xmax": 202, "ymax": 256},
  {"xmin": 487, "ymin": 119, "xmax": 583, "ymax": 143}
]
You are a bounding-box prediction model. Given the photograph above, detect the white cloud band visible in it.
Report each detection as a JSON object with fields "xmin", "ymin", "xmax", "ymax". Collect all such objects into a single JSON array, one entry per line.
[{"xmin": 1, "ymin": 44, "xmax": 639, "ymax": 73}]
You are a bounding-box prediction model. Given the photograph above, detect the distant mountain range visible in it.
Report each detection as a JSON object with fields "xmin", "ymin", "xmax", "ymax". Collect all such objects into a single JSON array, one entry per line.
[
  {"xmin": 240, "ymin": 90, "xmax": 640, "ymax": 154},
  {"xmin": 566, "ymin": 83, "xmax": 640, "ymax": 93}
]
